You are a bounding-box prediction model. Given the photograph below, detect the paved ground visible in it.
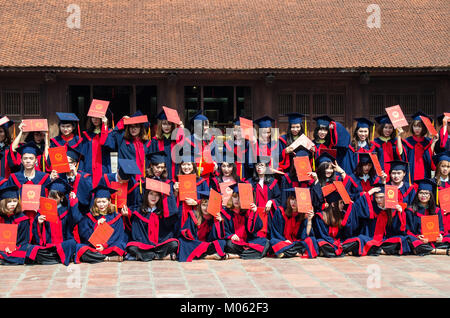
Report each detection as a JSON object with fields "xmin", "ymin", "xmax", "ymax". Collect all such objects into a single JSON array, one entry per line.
[{"xmin": 0, "ymin": 255, "xmax": 448, "ymax": 298}]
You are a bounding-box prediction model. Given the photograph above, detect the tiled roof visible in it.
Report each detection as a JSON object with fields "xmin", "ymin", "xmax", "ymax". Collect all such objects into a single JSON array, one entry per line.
[{"xmin": 0, "ymin": 0, "xmax": 449, "ymax": 71}]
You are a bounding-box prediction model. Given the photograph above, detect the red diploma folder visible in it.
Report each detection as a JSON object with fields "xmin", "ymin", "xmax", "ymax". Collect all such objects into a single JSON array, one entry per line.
[
  {"xmin": 295, "ymin": 187, "xmax": 313, "ymax": 213},
  {"xmin": 385, "ymin": 105, "xmax": 408, "ymax": 129},
  {"xmin": 110, "ymin": 182, "xmax": 128, "ymax": 209},
  {"xmin": 238, "ymin": 183, "xmax": 253, "ymax": 210},
  {"xmin": 438, "ymin": 187, "xmax": 450, "ymax": 212},
  {"xmin": 0, "ymin": 224, "xmax": 18, "ymax": 252},
  {"xmin": 420, "ymin": 115, "xmax": 438, "ymax": 137},
  {"xmin": 293, "ymin": 156, "xmax": 312, "ymax": 182},
  {"xmin": 178, "ymin": 174, "xmax": 197, "ymax": 201},
  {"xmin": 421, "ymin": 215, "xmax": 440, "ymax": 242},
  {"xmin": 240, "ymin": 117, "xmax": 254, "ymax": 141},
  {"xmin": 88, "ymin": 222, "xmax": 115, "ymax": 247},
  {"xmin": 123, "ymin": 115, "xmax": 149, "ymax": 125},
  {"xmin": 39, "ymin": 197, "xmax": 59, "ymax": 224},
  {"xmin": 87, "ymin": 99, "xmax": 109, "ymax": 118},
  {"xmin": 145, "ymin": 178, "xmax": 171, "ymax": 196},
  {"xmin": 207, "ymin": 189, "xmax": 222, "ymax": 217},
  {"xmin": 48, "ymin": 146, "xmax": 71, "ymax": 173},
  {"xmin": 384, "ymin": 185, "xmax": 398, "ymax": 209},
  {"xmin": 21, "ymin": 184, "xmax": 41, "ymax": 211},
  {"xmin": 22, "ymin": 119, "xmax": 48, "ymax": 132},
  {"xmin": 162, "ymin": 106, "xmax": 181, "ymax": 124}
]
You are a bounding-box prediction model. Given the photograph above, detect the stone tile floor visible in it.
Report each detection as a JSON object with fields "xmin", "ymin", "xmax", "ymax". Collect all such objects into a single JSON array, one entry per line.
[{"xmin": 0, "ymin": 255, "xmax": 448, "ymax": 298}]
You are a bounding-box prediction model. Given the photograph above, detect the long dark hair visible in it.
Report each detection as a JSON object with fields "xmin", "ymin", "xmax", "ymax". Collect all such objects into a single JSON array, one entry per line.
[
  {"xmin": 354, "ymin": 160, "xmax": 376, "ymax": 178},
  {"xmin": 0, "ymin": 126, "xmax": 11, "ymax": 146},
  {"xmin": 285, "ymin": 194, "xmax": 306, "ymax": 223},
  {"xmin": 351, "ymin": 127, "xmax": 372, "ymax": 149},
  {"xmin": 324, "ymin": 201, "xmax": 344, "ymax": 228},
  {"xmin": 218, "ymin": 162, "xmax": 239, "ymax": 181},
  {"xmin": 140, "ymin": 189, "xmax": 163, "ymax": 215},
  {"xmin": 252, "ymin": 162, "xmax": 274, "ymax": 184},
  {"xmin": 409, "ymin": 191, "xmax": 436, "ymax": 214},
  {"xmin": 313, "ymin": 126, "xmax": 331, "ymax": 146},
  {"xmin": 48, "ymin": 190, "xmax": 68, "ymax": 207},
  {"xmin": 285, "ymin": 123, "xmax": 304, "ymax": 145},
  {"xmin": 376, "ymin": 123, "xmax": 395, "ymax": 139},
  {"xmin": 316, "ymin": 161, "xmax": 336, "ymax": 186}
]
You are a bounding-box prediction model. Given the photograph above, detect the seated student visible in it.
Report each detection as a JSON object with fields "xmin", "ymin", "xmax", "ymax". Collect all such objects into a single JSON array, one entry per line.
[
  {"xmin": 50, "ymin": 112, "xmax": 83, "ymax": 150},
  {"xmin": 221, "ymin": 184, "xmax": 270, "ymax": 259},
  {"xmin": 209, "ymin": 161, "xmax": 245, "ymax": 195},
  {"xmin": 27, "ymin": 179, "xmax": 77, "ymax": 266},
  {"xmin": 343, "ymin": 183, "xmax": 410, "ymax": 256},
  {"xmin": 178, "ymin": 190, "xmax": 227, "ymax": 262},
  {"xmin": 10, "ymin": 121, "xmax": 50, "ymax": 173},
  {"xmin": 173, "ymin": 154, "xmax": 209, "ymax": 229},
  {"xmin": 316, "ymin": 152, "xmax": 348, "ymax": 187},
  {"xmin": 99, "ymin": 158, "xmax": 144, "ymax": 242},
  {"xmin": 74, "ymin": 185, "xmax": 127, "ymax": 263},
  {"xmin": 125, "ymin": 188, "xmax": 179, "ymax": 261},
  {"xmin": 432, "ymin": 151, "xmax": 450, "ymax": 237},
  {"xmin": 269, "ymin": 188, "xmax": 319, "ymax": 259},
  {"xmin": 312, "ymin": 183, "xmax": 360, "ymax": 257},
  {"xmin": 386, "ymin": 160, "xmax": 416, "ymax": 205},
  {"xmin": 0, "ymin": 185, "xmax": 31, "ymax": 265},
  {"xmin": 405, "ymin": 179, "xmax": 448, "ymax": 255}
]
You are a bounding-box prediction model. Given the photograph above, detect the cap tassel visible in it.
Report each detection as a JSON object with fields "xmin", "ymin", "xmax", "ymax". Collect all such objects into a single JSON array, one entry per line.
[
  {"xmin": 139, "ymin": 179, "xmax": 142, "ymax": 194},
  {"xmin": 304, "ymin": 118, "xmax": 307, "ymax": 138},
  {"xmin": 77, "ymin": 123, "xmax": 81, "ymax": 139},
  {"xmin": 372, "ymin": 124, "xmax": 375, "ymax": 142},
  {"xmin": 312, "ymin": 156, "xmax": 315, "ymax": 171},
  {"xmin": 112, "ymin": 113, "xmax": 115, "ymax": 129},
  {"xmin": 13, "ymin": 123, "xmax": 16, "ymax": 139},
  {"xmin": 436, "ymin": 188, "xmax": 439, "ymax": 205},
  {"xmin": 147, "ymin": 126, "xmax": 151, "ymax": 140}
]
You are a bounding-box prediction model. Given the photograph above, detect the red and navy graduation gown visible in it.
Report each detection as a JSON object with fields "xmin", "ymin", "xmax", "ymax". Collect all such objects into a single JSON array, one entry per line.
[
  {"xmin": 222, "ymin": 207, "xmax": 269, "ymax": 258},
  {"xmin": 250, "ymin": 139, "xmax": 283, "ymax": 172},
  {"xmin": 387, "ymin": 181, "xmax": 417, "ymax": 206},
  {"xmin": 269, "ymin": 206, "xmax": 319, "ymax": 258},
  {"xmin": 62, "ymin": 171, "xmax": 93, "ymax": 212},
  {"xmin": 340, "ymin": 142, "xmax": 384, "ymax": 176},
  {"xmin": 345, "ymin": 173, "xmax": 381, "ymax": 201},
  {"xmin": 148, "ymin": 128, "xmax": 185, "ymax": 180},
  {"xmin": 401, "ymin": 136, "xmax": 435, "ymax": 181},
  {"xmin": 182, "ymin": 134, "xmax": 218, "ymax": 185},
  {"xmin": 0, "ymin": 144, "xmax": 15, "ymax": 178},
  {"xmin": 278, "ymin": 134, "xmax": 312, "ymax": 172},
  {"xmin": 75, "ymin": 211, "xmax": 127, "ymax": 263},
  {"xmin": 125, "ymin": 207, "xmax": 179, "ymax": 259},
  {"xmin": 222, "ymin": 138, "xmax": 253, "ymax": 180},
  {"xmin": 405, "ymin": 206, "xmax": 446, "ymax": 252},
  {"xmin": 28, "ymin": 205, "xmax": 77, "ymax": 265},
  {"xmin": 343, "ymin": 193, "xmax": 410, "ymax": 256},
  {"xmin": 436, "ymin": 125, "xmax": 450, "ymax": 153},
  {"xmin": 437, "ymin": 179, "xmax": 450, "ymax": 236},
  {"xmin": 373, "ymin": 137, "xmax": 402, "ymax": 178},
  {"xmin": 50, "ymin": 133, "xmax": 83, "ymax": 152},
  {"xmin": 9, "ymin": 142, "xmax": 47, "ymax": 173},
  {"xmin": 0, "ymin": 212, "xmax": 30, "ymax": 265},
  {"xmin": 325, "ymin": 121, "xmax": 351, "ymax": 169},
  {"xmin": 178, "ymin": 209, "xmax": 226, "ymax": 262},
  {"xmin": 79, "ymin": 124, "xmax": 112, "ymax": 187},
  {"xmin": 248, "ymin": 176, "xmax": 281, "ymax": 238}
]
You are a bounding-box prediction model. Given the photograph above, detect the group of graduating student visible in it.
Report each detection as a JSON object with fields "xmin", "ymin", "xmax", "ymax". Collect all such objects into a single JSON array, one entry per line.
[{"xmin": 0, "ymin": 105, "xmax": 449, "ymax": 266}]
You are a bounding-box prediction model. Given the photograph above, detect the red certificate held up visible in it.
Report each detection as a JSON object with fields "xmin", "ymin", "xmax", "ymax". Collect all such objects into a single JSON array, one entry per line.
[
  {"xmin": 368, "ymin": 153, "xmax": 383, "ymax": 176},
  {"xmin": 88, "ymin": 222, "xmax": 115, "ymax": 247},
  {"xmin": 48, "ymin": 146, "xmax": 71, "ymax": 173},
  {"xmin": 123, "ymin": 115, "xmax": 149, "ymax": 125},
  {"xmin": 0, "ymin": 116, "xmax": 11, "ymax": 127},
  {"xmin": 295, "ymin": 187, "xmax": 313, "ymax": 213},
  {"xmin": 0, "ymin": 224, "xmax": 18, "ymax": 252},
  {"xmin": 110, "ymin": 182, "xmax": 128, "ymax": 209},
  {"xmin": 293, "ymin": 156, "xmax": 312, "ymax": 182},
  {"xmin": 162, "ymin": 106, "xmax": 181, "ymax": 124},
  {"xmin": 420, "ymin": 115, "xmax": 438, "ymax": 137},
  {"xmin": 238, "ymin": 183, "xmax": 253, "ymax": 210},
  {"xmin": 240, "ymin": 117, "xmax": 254, "ymax": 141},
  {"xmin": 39, "ymin": 197, "xmax": 59, "ymax": 224},
  {"xmin": 290, "ymin": 134, "xmax": 315, "ymax": 151},
  {"xmin": 384, "ymin": 185, "xmax": 398, "ymax": 209},
  {"xmin": 178, "ymin": 174, "xmax": 197, "ymax": 201},
  {"xmin": 219, "ymin": 181, "xmax": 235, "ymax": 206},
  {"xmin": 385, "ymin": 105, "xmax": 409, "ymax": 129},
  {"xmin": 22, "ymin": 119, "xmax": 48, "ymax": 132},
  {"xmin": 421, "ymin": 215, "xmax": 440, "ymax": 242},
  {"xmin": 145, "ymin": 178, "xmax": 171, "ymax": 196},
  {"xmin": 438, "ymin": 187, "xmax": 450, "ymax": 212},
  {"xmin": 87, "ymin": 99, "xmax": 109, "ymax": 118},
  {"xmin": 333, "ymin": 181, "xmax": 352, "ymax": 205},
  {"xmin": 21, "ymin": 184, "xmax": 41, "ymax": 211},
  {"xmin": 207, "ymin": 189, "xmax": 222, "ymax": 217}
]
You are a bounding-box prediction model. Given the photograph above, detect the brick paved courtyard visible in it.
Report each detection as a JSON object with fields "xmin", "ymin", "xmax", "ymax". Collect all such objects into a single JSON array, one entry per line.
[{"xmin": 0, "ymin": 255, "xmax": 448, "ymax": 298}]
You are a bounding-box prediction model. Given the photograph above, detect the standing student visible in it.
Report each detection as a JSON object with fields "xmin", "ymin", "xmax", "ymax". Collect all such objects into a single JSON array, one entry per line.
[
  {"xmin": 435, "ymin": 113, "xmax": 450, "ymax": 153},
  {"xmin": 27, "ymin": 179, "xmax": 77, "ymax": 266},
  {"xmin": 405, "ymin": 179, "xmax": 446, "ymax": 255},
  {"xmin": 50, "ymin": 113, "xmax": 83, "ymax": 150},
  {"xmin": 178, "ymin": 190, "xmax": 227, "ymax": 262},
  {"xmin": 74, "ymin": 185, "xmax": 127, "ymax": 263},
  {"xmin": 125, "ymin": 188, "xmax": 179, "ymax": 261},
  {"xmin": 0, "ymin": 185, "xmax": 31, "ymax": 265},
  {"xmin": 341, "ymin": 118, "xmax": 384, "ymax": 175},
  {"xmin": 401, "ymin": 111, "xmax": 437, "ymax": 181},
  {"xmin": 269, "ymin": 188, "xmax": 319, "ymax": 259},
  {"xmin": 0, "ymin": 118, "xmax": 14, "ymax": 178},
  {"xmin": 79, "ymin": 114, "xmax": 111, "ymax": 187},
  {"xmin": 148, "ymin": 110, "xmax": 185, "ymax": 180},
  {"xmin": 209, "ymin": 161, "xmax": 245, "ymax": 195},
  {"xmin": 432, "ymin": 152, "xmax": 450, "ymax": 236},
  {"xmin": 221, "ymin": 185, "xmax": 270, "ymax": 259},
  {"xmin": 373, "ymin": 114, "xmax": 403, "ymax": 177}
]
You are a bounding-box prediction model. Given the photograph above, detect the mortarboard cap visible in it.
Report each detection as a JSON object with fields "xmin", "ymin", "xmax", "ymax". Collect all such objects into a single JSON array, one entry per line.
[
  {"xmin": 90, "ymin": 184, "xmax": 117, "ymax": 199},
  {"xmin": 17, "ymin": 141, "xmax": 43, "ymax": 157},
  {"xmin": 254, "ymin": 116, "xmax": 275, "ymax": 128},
  {"xmin": 0, "ymin": 185, "xmax": 19, "ymax": 200},
  {"xmin": 354, "ymin": 117, "xmax": 374, "ymax": 129}
]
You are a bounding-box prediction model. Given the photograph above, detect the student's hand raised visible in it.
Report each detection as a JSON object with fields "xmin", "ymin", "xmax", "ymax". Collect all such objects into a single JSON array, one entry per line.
[
  {"xmin": 306, "ymin": 210, "xmax": 314, "ymax": 220},
  {"xmin": 368, "ymin": 187, "xmax": 381, "ymax": 196},
  {"xmin": 214, "ymin": 213, "xmax": 223, "ymax": 222},
  {"xmin": 185, "ymin": 198, "xmax": 198, "ymax": 206},
  {"xmin": 38, "ymin": 215, "xmax": 46, "ymax": 224},
  {"xmin": 417, "ymin": 235, "xmax": 429, "ymax": 244}
]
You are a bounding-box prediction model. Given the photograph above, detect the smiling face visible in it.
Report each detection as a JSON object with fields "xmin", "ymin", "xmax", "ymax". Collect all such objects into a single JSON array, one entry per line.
[
  {"xmin": 418, "ymin": 190, "xmax": 431, "ymax": 204},
  {"xmin": 147, "ymin": 190, "xmax": 161, "ymax": 206},
  {"xmin": 151, "ymin": 163, "xmax": 166, "ymax": 177},
  {"xmin": 317, "ymin": 127, "xmax": 328, "ymax": 140},
  {"xmin": 438, "ymin": 160, "xmax": 450, "ymax": 177},
  {"xmin": 95, "ymin": 198, "xmax": 110, "ymax": 212},
  {"xmin": 59, "ymin": 123, "xmax": 74, "ymax": 136},
  {"xmin": 256, "ymin": 163, "xmax": 267, "ymax": 175},
  {"xmin": 290, "ymin": 123, "xmax": 301, "ymax": 137},
  {"xmin": 181, "ymin": 162, "xmax": 194, "ymax": 175},
  {"xmin": 356, "ymin": 127, "xmax": 369, "ymax": 142},
  {"xmin": 382, "ymin": 123, "xmax": 394, "ymax": 138}
]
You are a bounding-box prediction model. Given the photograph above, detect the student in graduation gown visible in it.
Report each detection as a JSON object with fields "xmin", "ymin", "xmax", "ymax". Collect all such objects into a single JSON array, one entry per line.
[
  {"xmin": 0, "ymin": 118, "xmax": 15, "ymax": 178},
  {"xmin": 278, "ymin": 112, "xmax": 313, "ymax": 172},
  {"xmin": 342, "ymin": 183, "xmax": 410, "ymax": 256},
  {"xmin": 178, "ymin": 190, "xmax": 228, "ymax": 262},
  {"xmin": 209, "ymin": 161, "xmax": 246, "ymax": 195},
  {"xmin": 27, "ymin": 179, "xmax": 77, "ymax": 265},
  {"xmin": 405, "ymin": 179, "xmax": 447, "ymax": 255},
  {"xmin": 279, "ymin": 158, "xmax": 322, "ymax": 212},
  {"xmin": 125, "ymin": 188, "xmax": 179, "ymax": 261},
  {"xmin": 345, "ymin": 153, "xmax": 385, "ymax": 201},
  {"xmin": 432, "ymin": 152, "xmax": 450, "ymax": 236},
  {"xmin": 148, "ymin": 110, "xmax": 185, "ymax": 181},
  {"xmin": 78, "ymin": 114, "xmax": 111, "ymax": 187},
  {"xmin": 372, "ymin": 114, "xmax": 403, "ymax": 178},
  {"xmin": 7, "ymin": 142, "xmax": 57, "ymax": 237},
  {"xmin": 221, "ymin": 184, "xmax": 270, "ymax": 259},
  {"xmin": 74, "ymin": 185, "xmax": 126, "ymax": 263},
  {"xmin": 386, "ymin": 160, "xmax": 416, "ymax": 205},
  {"xmin": 401, "ymin": 112, "xmax": 438, "ymax": 182},
  {"xmin": 312, "ymin": 184, "xmax": 360, "ymax": 257},
  {"xmin": 99, "ymin": 158, "xmax": 144, "ymax": 242},
  {"xmin": 221, "ymin": 117, "xmax": 254, "ymax": 181},
  {"xmin": 248, "ymin": 156, "xmax": 281, "ymax": 239},
  {"xmin": 10, "ymin": 121, "xmax": 49, "ymax": 173},
  {"xmin": 250, "ymin": 116, "xmax": 284, "ymax": 174},
  {"xmin": 269, "ymin": 188, "xmax": 319, "ymax": 259},
  {"xmin": 50, "ymin": 112, "xmax": 83, "ymax": 151},
  {"xmin": 173, "ymin": 153, "xmax": 209, "ymax": 229},
  {"xmin": 0, "ymin": 185, "xmax": 31, "ymax": 265}
]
